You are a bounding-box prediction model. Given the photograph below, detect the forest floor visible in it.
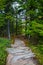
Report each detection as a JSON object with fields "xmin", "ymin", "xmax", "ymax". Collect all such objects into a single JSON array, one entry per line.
[{"xmin": 6, "ymin": 38, "xmax": 39, "ymax": 65}]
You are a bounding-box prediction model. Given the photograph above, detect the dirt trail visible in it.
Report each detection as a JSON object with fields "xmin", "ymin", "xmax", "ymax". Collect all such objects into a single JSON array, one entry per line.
[{"xmin": 6, "ymin": 38, "xmax": 38, "ymax": 65}]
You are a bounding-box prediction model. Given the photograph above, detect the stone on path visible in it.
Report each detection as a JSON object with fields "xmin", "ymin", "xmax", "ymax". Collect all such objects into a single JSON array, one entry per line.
[{"xmin": 6, "ymin": 38, "xmax": 38, "ymax": 65}]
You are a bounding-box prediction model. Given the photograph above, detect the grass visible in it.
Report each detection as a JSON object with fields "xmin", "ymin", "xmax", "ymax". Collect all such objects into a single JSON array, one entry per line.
[
  {"xmin": 0, "ymin": 38, "xmax": 10, "ymax": 65},
  {"xmin": 25, "ymin": 40, "xmax": 43, "ymax": 65}
]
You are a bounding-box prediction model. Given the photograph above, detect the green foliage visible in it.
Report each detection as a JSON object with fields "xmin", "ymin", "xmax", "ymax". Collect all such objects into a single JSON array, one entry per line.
[
  {"xmin": 28, "ymin": 20, "xmax": 43, "ymax": 35},
  {"xmin": 0, "ymin": 38, "xmax": 10, "ymax": 65},
  {"xmin": 0, "ymin": 13, "xmax": 5, "ymax": 27},
  {"xmin": 0, "ymin": 0, "xmax": 13, "ymax": 10},
  {"xmin": 23, "ymin": 0, "xmax": 43, "ymax": 43},
  {"xmin": 28, "ymin": 43, "xmax": 43, "ymax": 65},
  {"xmin": 0, "ymin": 0, "xmax": 43, "ymax": 38},
  {"xmin": 25, "ymin": 40, "xmax": 43, "ymax": 65},
  {"xmin": 0, "ymin": 0, "xmax": 43, "ymax": 65}
]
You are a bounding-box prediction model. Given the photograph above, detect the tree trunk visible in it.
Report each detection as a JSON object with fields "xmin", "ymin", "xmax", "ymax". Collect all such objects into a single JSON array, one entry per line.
[
  {"xmin": 25, "ymin": 16, "xmax": 27, "ymax": 37},
  {"xmin": 16, "ymin": 15, "xmax": 18, "ymax": 35},
  {"xmin": 8, "ymin": 20, "xmax": 10, "ymax": 40}
]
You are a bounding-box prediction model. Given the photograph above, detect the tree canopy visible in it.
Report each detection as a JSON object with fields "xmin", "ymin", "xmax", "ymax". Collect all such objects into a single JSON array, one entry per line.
[{"xmin": 0, "ymin": 0, "xmax": 43, "ymax": 43}]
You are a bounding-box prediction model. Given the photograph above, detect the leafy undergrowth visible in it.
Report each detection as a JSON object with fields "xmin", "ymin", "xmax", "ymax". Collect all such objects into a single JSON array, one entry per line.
[
  {"xmin": 25, "ymin": 40, "xmax": 43, "ymax": 65},
  {"xmin": 0, "ymin": 38, "xmax": 10, "ymax": 65}
]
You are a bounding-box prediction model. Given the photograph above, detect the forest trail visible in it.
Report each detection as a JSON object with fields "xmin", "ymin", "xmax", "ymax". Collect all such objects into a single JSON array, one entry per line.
[{"xmin": 6, "ymin": 38, "xmax": 38, "ymax": 65}]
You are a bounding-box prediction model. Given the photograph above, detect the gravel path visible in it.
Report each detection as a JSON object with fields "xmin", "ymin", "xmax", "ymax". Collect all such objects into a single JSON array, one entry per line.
[{"xmin": 6, "ymin": 38, "xmax": 38, "ymax": 65}]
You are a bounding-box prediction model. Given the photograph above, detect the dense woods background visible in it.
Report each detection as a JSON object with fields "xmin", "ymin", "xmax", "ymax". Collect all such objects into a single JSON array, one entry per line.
[
  {"xmin": 0, "ymin": 0, "xmax": 43, "ymax": 65},
  {"xmin": 0, "ymin": 0, "xmax": 43, "ymax": 43}
]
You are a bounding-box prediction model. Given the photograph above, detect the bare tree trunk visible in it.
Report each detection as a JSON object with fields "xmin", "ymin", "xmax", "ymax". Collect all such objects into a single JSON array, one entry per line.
[
  {"xmin": 25, "ymin": 16, "xmax": 27, "ymax": 37},
  {"xmin": 16, "ymin": 15, "xmax": 18, "ymax": 35},
  {"xmin": 8, "ymin": 20, "xmax": 10, "ymax": 40}
]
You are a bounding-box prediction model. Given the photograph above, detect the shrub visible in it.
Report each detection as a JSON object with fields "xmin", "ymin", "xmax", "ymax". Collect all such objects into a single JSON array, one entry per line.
[{"xmin": 0, "ymin": 38, "xmax": 10, "ymax": 65}]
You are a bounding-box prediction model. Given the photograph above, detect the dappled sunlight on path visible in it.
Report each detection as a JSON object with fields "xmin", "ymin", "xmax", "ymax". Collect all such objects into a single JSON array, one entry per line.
[{"xmin": 6, "ymin": 38, "xmax": 38, "ymax": 65}]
